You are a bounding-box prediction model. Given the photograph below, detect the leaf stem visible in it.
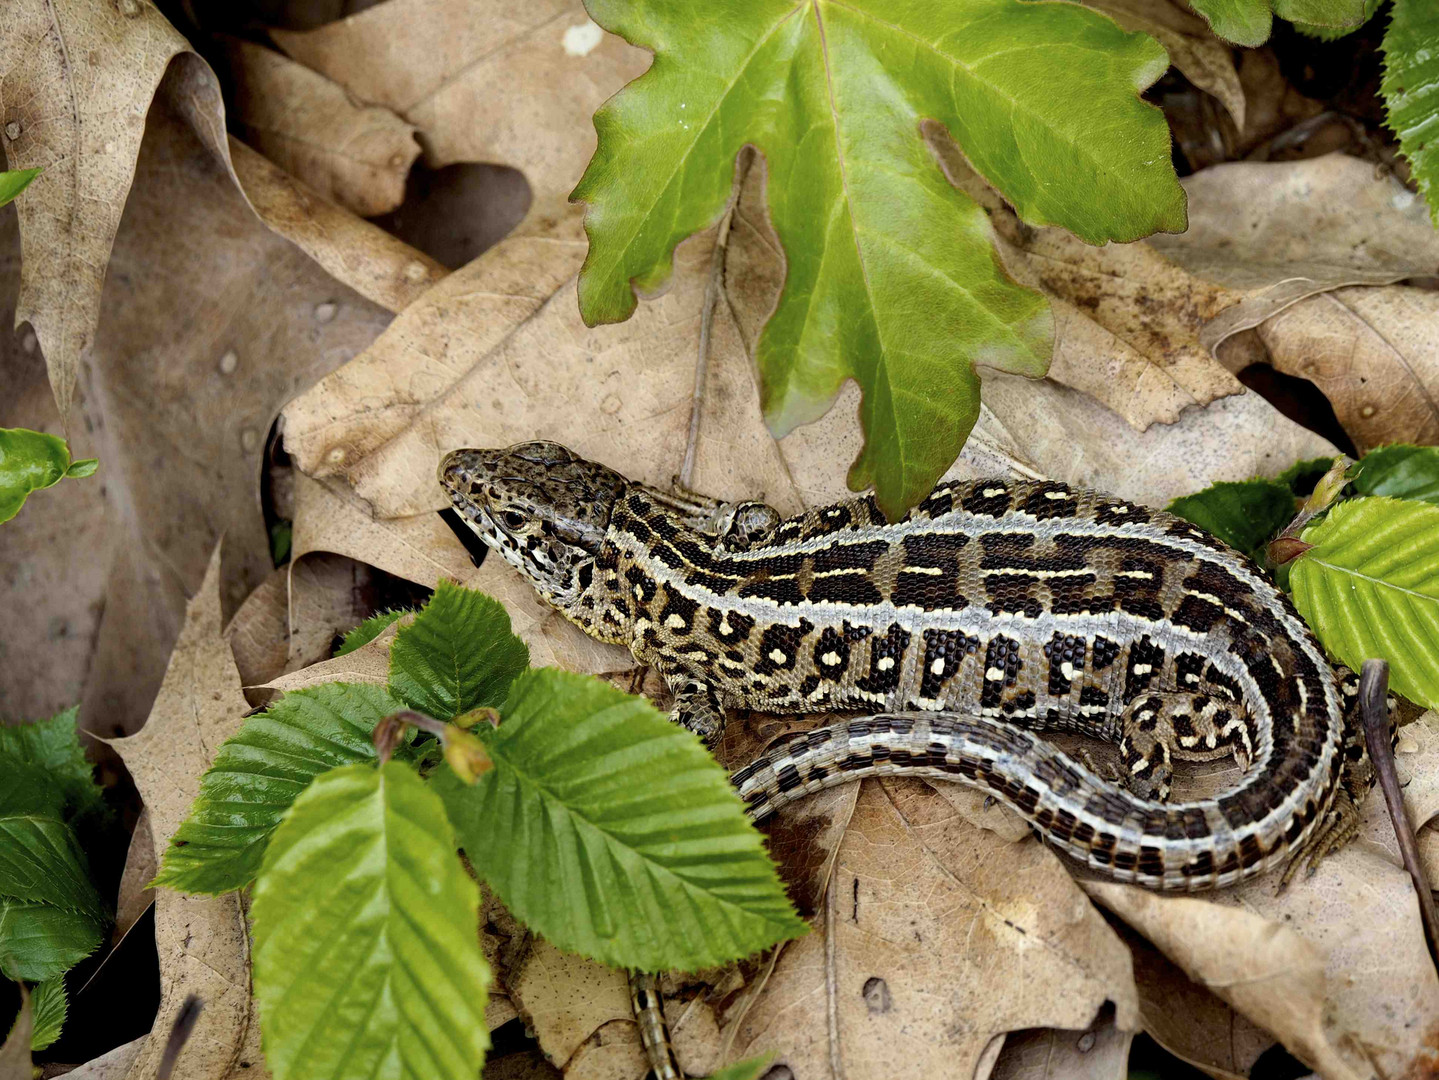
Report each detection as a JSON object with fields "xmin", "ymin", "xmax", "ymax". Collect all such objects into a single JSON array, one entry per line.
[
  {"xmin": 679, "ymin": 153, "xmax": 750, "ymax": 490},
  {"xmin": 1360, "ymin": 659, "xmax": 1439, "ymax": 974}
]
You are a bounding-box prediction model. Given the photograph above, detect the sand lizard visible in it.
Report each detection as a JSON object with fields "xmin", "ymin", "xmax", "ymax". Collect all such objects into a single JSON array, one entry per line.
[{"xmin": 439, "ymin": 441, "xmax": 1382, "ymax": 1078}]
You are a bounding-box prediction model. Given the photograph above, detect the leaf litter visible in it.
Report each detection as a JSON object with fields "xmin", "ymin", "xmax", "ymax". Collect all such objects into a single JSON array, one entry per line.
[{"xmin": 1, "ymin": 0, "xmax": 1438, "ymax": 1076}]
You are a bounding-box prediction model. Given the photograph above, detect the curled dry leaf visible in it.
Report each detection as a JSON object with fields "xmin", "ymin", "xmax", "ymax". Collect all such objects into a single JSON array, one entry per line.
[
  {"xmin": 257, "ymin": 610, "xmax": 407, "ymax": 694},
  {"xmin": 922, "ymin": 133, "xmax": 1244, "ymax": 432},
  {"xmin": 715, "ymin": 780, "xmax": 1137, "ymax": 1080},
  {"xmin": 1108, "ymin": 912, "xmax": 1271, "ymax": 1079},
  {"xmin": 222, "ymin": 39, "xmax": 420, "ymax": 218},
  {"xmin": 72, "ymin": 73, "xmax": 395, "ymax": 737},
  {"xmin": 106, "ymin": 546, "xmax": 261, "ymax": 1080},
  {"xmin": 1149, "ymin": 153, "xmax": 1439, "ymax": 343},
  {"xmin": 1256, "ymin": 286, "xmax": 1439, "ymax": 450},
  {"xmin": 272, "ymin": 0, "xmax": 649, "ymax": 214},
  {"xmin": 990, "ymin": 1014, "xmax": 1132, "ymax": 1080},
  {"xmin": 228, "ymin": 137, "xmax": 447, "ymax": 314},
  {"xmin": 0, "ymin": 0, "xmax": 190, "ymax": 422}
]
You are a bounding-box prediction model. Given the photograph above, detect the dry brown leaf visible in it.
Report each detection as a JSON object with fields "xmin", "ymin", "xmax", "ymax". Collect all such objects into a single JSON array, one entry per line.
[
  {"xmin": 258, "ymin": 612, "xmax": 405, "ymax": 694},
  {"xmin": 990, "ymin": 1014, "xmax": 1132, "ymax": 1080},
  {"xmin": 716, "ymin": 780, "xmax": 1138, "ymax": 1080},
  {"xmin": 113, "ymin": 806, "xmax": 157, "ymax": 943},
  {"xmin": 0, "ymin": 0, "xmax": 191, "ymax": 422},
  {"xmin": 510, "ymin": 941, "xmax": 633, "ymax": 1070},
  {"xmin": 1256, "ymin": 285, "xmax": 1439, "ymax": 450},
  {"xmin": 1082, "ymin": 0, "xmax": 1244, "ymax": 130},
  {"xmin": 1149, "ymin": 154, "xmax": 1439, "ymax": 347},
  {"xmin": 272, "ymin": 0, "xmax": 648, "ymax": 212},
  {"xmin": 63, "ymin": 1037, "xmax": 146, "ymax": 1080},
  {"xmin": 222, "ymin": 39, "xmax": 420, "ymax": 218},
  {"xmin": 1109, "ymin": 914, "xmax": 1269, "ymax": 1080},
  {"xmin": 0, "ymin": 210, "xmax": 109, "ymax": 722},
  {"xmin": 70, "ymin": 74, "xmax": 395, "ymax": 738},
  {"xmin": 226, "ymin": 569, "xmax": 292, "ymax": 694},
  {"xmin": 1084, "ymin": 883, "xmax": 1349, "ymax": 1079},
  {"xmin": 228, "ymin": 137, "xmax": 447, "ymax": 313},
  {"xmin": 1088, "ymin": 837, "xmax": 1439, "ymax": 1080},
  {"xmin": 106, "ymin": 545, "xmax": 262, "ymax": 1080}
]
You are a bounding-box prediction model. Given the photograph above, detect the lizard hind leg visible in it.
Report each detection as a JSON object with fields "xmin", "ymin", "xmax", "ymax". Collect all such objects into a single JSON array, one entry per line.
[
  {"xmin": 1117, "ymin": 693, "xmax": 1255, "ymax": 802},
  {"xmin": 1281, "ymin": 666, "xmax": 1395, "ymax": 887},
  {"xmin": 666, "ymin": 674, "xmax": 727, "ymax": 748}
]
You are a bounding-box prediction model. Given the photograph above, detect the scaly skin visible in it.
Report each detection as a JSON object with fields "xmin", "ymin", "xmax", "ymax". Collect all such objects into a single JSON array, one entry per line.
[{"xmin": 439, "ymin": 441, "xmax": 1383, "ymax": 1080}]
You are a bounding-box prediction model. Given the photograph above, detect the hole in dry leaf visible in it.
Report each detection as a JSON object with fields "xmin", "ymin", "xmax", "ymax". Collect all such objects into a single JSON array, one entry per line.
[
  {"xmin": 1238, "ymin": 363, "xmax": 1358, "ymax": 459},
  {"xmin": 861, "ymin": 975, "xmax": 891, "ymax": 1014},
  {"xmin": 760, "ymin": 1066, "xmax": 795, "ymax": 1080},
  {"xmin": 369, "ymin": 162, "xmax": 532, "ymax": 270},
  {"xmin": 1247, "ymin": 1040, "xmax": 1312, "ymax": 1080}
]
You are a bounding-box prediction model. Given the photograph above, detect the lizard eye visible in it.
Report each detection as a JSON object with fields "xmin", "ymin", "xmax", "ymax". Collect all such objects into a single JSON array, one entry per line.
[{"xmin": 501, "ymin": 510, "xmax": 527, "ymax": 531}]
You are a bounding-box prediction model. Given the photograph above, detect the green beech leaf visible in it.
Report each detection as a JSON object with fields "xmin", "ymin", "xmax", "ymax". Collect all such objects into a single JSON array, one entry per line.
[
  {"xmin": 0, "ymin": 817, "xmax": 107, "ymax": 981},
  {"xmin": 251, "ymin": 762, "xmax": 489, "ymax": 1080},
  {"xmin": 1352, "ymin": 444, "xmax": 1439, "ymax": 505},
  {"xmin": 0, "ymin": 428, "xmax": 98, "ymax": 524},
  {"xmin": 1167, "ymin": 480, "xmax": 1295, "ymax": 561},
  {"xmin": 0, "ymin": 708, "xmax": 105, "ymax": 827},
  {"xmin": 1383, "ymin": 0, "xmax": 1439, "ymax": 225},
  {"xmin": 1189, "ymin": 0, "xmax": 1368, "ymax": 45},
  {"xmin": 335, "ymin": 610, "xmax": 410, "ymax": 657},
  {"xmin": 572, "ymin": 0, "xmax": 1187, "ymax": 518},
  {"xmin": 436, "ymin": 669, "xmax": 806, "ymax": 971},
  {"xmin": 0, "ymin": 170, "xmax": 40, "ymax": 209},
  {"xmin": 388, "ymin": 581, "xmax": 529, "ymax": 719},
  {"xmin": 155, "ymin": 683, "xmax": 410, "ymax": 895},
  {"xmin": 29, "ymin": 978, "xmax": 66, "ymax": 1052},
  {"xmin": 1290, "ymin": 497, "xmax": 1439, "ymax": 708}
]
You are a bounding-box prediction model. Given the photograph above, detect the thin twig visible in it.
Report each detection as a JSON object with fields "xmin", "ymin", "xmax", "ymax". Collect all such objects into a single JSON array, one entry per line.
[
  {"xmin": 679, "ymin": 155, "xmax": 752, "ymax": 490},
  {"xmin": 1360, "ymin": 659, "xmax": 1439, "ymax": 974}
]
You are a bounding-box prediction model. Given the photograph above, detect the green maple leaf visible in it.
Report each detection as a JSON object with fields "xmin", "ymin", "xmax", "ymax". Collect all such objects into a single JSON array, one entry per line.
[
  {"xmin": 572, "ymin": 0, "xmax": 1185, "ymax": 518},
  {"xmin": 1190, "ymin": 0, "xmax": 1369, "ymax": 46}
]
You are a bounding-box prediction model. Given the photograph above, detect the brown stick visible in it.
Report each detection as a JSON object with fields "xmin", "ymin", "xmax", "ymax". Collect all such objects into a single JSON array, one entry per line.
[{"xmin": 1360, "ymin": 659, "xmax": 1439, "ymax": 973}]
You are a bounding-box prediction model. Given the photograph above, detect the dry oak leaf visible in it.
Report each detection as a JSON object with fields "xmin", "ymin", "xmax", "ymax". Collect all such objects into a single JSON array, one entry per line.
[
  {"xmin": 1255, "ymin": 285, "xmax": 1439, "ymax": 451},
  {"xmin": 71, "ymin": 75, "xmax": 396, "ymax": 738},
  {"xmin": 989, "ymin": 1014, "xmax": 1132, "ymax": 1080},
  {"xmin": 0, "ymin": 0, "xmax": 189, "ymax": 423},
  {"xmin": 272, "ymin": 0, "xmax": 648, "ymax": 213},
  {"xmin": 1107, "ymin": 911, "xmax": 1273, "ymax": 1079},
  {"xmin": 1148, "ymin": 153, "xmax": 1439, "ymax": 348},
  {"xmin": 719, "ymin": 779, "xmax": 1138, "ymax": 1080},
  {"xmin": 106, "ymin": 545, "xmax": 263, "ymax": 1080},
  {"xmin": 221, "ymin": 39, "xmax": 420, "ymax": 218},
  {"xmin": 924, "ymin": 133, "xmax": 1243, "ymax": 432},
  {"xmin": 1088, "ymin": 839, "xmax": 1439, "ymax": 1080}
]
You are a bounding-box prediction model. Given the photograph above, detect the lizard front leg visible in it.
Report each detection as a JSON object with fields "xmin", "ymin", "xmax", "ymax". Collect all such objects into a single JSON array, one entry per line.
[
  {"xmin": 661, "ymin": 669, "xmax": 727, "ymax": 747},
  {"xmin": 636, "ymin": 482, "xmax": 781, "ymax": 550}
]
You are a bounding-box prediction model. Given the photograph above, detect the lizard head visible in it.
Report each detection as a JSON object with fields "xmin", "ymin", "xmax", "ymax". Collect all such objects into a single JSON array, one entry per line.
[{"xmin": 438, "ymin": 442, "xmax": 626, "ymax": 608}]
